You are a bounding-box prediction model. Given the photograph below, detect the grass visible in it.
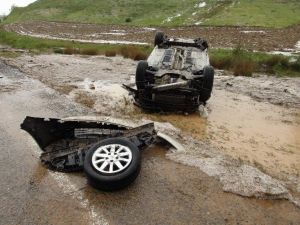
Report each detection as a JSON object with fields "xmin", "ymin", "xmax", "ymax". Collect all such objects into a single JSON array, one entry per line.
[
  {"xmin": 0, "ymin": 29, "xmax": 152, "ymax": 60},
  {"xmin": 80, "ymin": 48, "xmax": 98, "ymax": 55},
  {"xmin": 210, "ymin": 48, "xmax": 300, "ymax": 77},
  {"xmin": 105, "ymin": 50, "xmax": 117, "ymax": 57},
  {"xmin": 119, "ymin": 46, "xmax": 148, "ymax": 60},
  {"xmin": 205, "ymin": 0, "xmax": 300, "ymax": 28},
  {"xmin": 1, "ymin": 29, "xmax": 299, "ymax": 77},
  {"xmin": 3, "ymin": 0, "xmax": 300, "ymax": 27}
]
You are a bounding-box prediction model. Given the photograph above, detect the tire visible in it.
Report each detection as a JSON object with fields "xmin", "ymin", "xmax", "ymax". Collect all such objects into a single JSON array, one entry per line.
[
  {"xmin": 154, "ymin": 32, "xmax": 165, "ymax": 47},
  {"xmin": 83, "ymin": 138, "xmax": 141, "ymax": 191},
  {"xmin": 136, "ymin": 60, "xmax": 148, "ymax": 89},
  {"xmin": 199, "ymin": 66, "xmax": 214, "ymax": 103}
]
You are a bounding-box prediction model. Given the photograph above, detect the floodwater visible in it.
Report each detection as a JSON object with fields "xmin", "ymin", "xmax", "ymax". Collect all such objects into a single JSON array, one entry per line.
[
  {"xmin": 4, "ymin": 53, "xmax": 300, "ymax": 183},
  {"xmin": 151, "ymin": 89, "xmax": 300, "ymax": 181},
  {"xmin": 1, "ymin": 56, "xmax": 300, "ymax": 224}
]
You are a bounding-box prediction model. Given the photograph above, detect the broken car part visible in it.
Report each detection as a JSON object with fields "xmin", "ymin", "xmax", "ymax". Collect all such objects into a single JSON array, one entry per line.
[{"xmin": 21, "ymin": 116, "xmax": 183, "ymax": 191}]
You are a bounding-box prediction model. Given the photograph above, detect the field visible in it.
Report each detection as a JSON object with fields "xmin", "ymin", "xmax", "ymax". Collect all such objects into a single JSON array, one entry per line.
[
  {"xmin": 1, "ymin": 25, "xmax": 300, "ymax": 77},
  {"xmin": 3, "ymin": 0, "xmax": 300, "ymax": 28}
]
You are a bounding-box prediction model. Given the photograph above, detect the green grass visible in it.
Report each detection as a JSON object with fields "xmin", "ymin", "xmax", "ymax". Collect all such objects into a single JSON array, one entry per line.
[
  {"xmin": 3, "ymin": 0, "xmax": 300, "ymax": 27},
  {"xmin": 1, "ymin": 29, "xmax": 299, "ymax": 77},
  {"xmin": 205, "ymin": 0, "xmax": 300, "ymax": 28},
  {"xmin": 210, "ymin": 48, "xmax": 300, "ymax": 77},
  {"xmin": 0, "ymin": 29, "xmax": 152, "ymax": 56}
]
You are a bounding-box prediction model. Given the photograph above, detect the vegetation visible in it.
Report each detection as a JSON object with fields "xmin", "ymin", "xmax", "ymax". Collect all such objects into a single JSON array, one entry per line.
[
  {"xmin": 205, "ymin": 0, "xmax": 300, "ymax": 28},
  {"xmin": 3, "ymin": 0, "xmax": 300, "ymax": 27},
  {"xmin": 210, "ymin": 48, "xmax": 300, "ymax": 77},
  {"xmin": 0, "ymin": 15, "xmax": 6, "ymax": 23},
  {"xmin": 0, "ymin": 30, "xmax": 299, "ymax": 77},
  {"xmin": 105, "ymin": 50, "xmax": 117, "ymax": 57},
  {"xmin": 0, "ymin": 30, "xmax": 151, "ymax": 60}
]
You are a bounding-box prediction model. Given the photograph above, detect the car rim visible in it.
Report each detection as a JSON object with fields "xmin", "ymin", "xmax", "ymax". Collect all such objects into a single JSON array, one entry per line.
[{"xmin": 91, "ymin": 144, "xmax": 133, "ymax": 174}]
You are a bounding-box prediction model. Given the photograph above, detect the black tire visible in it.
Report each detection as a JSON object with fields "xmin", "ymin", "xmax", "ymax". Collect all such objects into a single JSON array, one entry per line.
[
  {"xmin": 83, "ymin": 138, "xmax": 141, "ymax": 191},
  {"xmin": 199, "ymin": 66, "xmax": 214, "ymax": 102},
  {"xmin": 154, "ymin": 32, "xmax": 165, "ymax": 47},
  {"xmin": 136, "ymin": 60, "xmax": 148, "ymax": 89}
]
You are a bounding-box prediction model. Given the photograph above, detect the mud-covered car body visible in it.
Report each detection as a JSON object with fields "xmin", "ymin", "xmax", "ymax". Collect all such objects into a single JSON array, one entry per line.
[{"xmin": 124, "ymin": 32, "xmax": 214, "ymax": 112}]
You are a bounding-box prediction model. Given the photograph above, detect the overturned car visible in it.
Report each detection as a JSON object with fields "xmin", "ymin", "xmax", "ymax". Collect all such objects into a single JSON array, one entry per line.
[
  {"xmin": 124, "ymin": 32, "xmax": 214, "ymax": 112},
  {"xmin": 21, "ymin": 116, "xmax": 182, "ymax": 191}
]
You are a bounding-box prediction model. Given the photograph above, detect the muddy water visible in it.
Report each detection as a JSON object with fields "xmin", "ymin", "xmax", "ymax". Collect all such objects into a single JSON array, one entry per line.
[
  {"xmin": 82, "ymin": 146, "xmax": 300, "ymax": 225},
  {"xmin": 2, "ymin": 56, "xmax": 300, "ymax": 224},
  {"xmin": 147, "ymin": 90, "xmax": 300, "ymax": 181},
  {"xmin": 82, "ymin": 79, "xmax": 300, "ymax": 189},
  {"xmin": 7, "ymin": 54, "xmax": 300, "ymax": 181},
  {"xmin": 208, "ymin": 90, "xmax": 300, "ymax": 178}
]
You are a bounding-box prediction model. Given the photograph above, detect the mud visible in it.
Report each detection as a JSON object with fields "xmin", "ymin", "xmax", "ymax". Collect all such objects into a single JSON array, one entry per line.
[
  {"xmin": 3, "ymin": 54, "xmax": 300, "ymax": 109},
  {"xmin": 1, "ymin": 55, "xmax": 300, "ymax": 224},
  {"xmin": 3, "ymin": 53, "xmax": 300, "ymax": 193},
  {"xmin": 215, "ymin": 73, "xmax": 300, "ymax": 107},
  {"xmin": 4, "ymin": 21, "xmax": 300, "ymax": 52}
]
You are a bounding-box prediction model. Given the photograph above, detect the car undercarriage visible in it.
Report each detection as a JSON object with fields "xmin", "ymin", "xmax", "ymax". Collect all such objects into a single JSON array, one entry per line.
[{"xmin": 124, "ymin": 32, "xmax": 214, "ymax": 113}]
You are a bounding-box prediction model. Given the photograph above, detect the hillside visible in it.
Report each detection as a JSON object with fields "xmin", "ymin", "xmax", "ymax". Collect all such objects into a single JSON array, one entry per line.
[{"xmin": 4, "ymin": 0, "xmax": 300, "ymax": 27}]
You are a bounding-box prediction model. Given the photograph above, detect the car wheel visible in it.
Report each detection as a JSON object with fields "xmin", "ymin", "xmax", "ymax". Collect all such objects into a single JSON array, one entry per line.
[
  {"xmin": 154, "ymin": 32, "xmax": 165, "ymax": 47},
  {"xmin": 83, "ymin": 138, "xmax": 141, "ymax": 191},
  {"xmin": 199, "ymin": 66, "xmax": 214, "ymax": 103},
  {"xmin": 136, "ymin": 60, "xmax": 148, "ymax": 89}
]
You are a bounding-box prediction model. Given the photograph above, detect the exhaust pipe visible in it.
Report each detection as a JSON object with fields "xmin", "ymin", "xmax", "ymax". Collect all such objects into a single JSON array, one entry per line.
[{"xmin": 152, "ymin": 81, "xmax": 189, "ymax": 91}]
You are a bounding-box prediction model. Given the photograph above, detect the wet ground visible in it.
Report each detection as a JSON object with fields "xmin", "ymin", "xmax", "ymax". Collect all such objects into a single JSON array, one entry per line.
[
  {"xmin": 1, "ymin": 55, "xmax": 300, "ymax": 224},
  {"xmin": 4, "ymin": 21, "xmax": 300, "ymax": 52}
]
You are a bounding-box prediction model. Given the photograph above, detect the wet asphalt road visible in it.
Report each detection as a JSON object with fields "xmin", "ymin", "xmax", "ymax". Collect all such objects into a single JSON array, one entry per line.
[{"xmin": 1, "ymin": 61, "xmax": 300, "ymax": 225}]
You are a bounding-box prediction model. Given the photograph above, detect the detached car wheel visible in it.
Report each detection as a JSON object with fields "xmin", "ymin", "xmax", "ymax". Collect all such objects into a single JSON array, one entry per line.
[
  {"xmin": 199, "ymin": 66, "xmax": 214, "ymax": 103},
  {"xmin": 84, "ymin": 138, "xmax": 141, "ymax": 191},
  {"xmin": 136, "ymin": 60, "xmax": 148, "ymax": 89},
  {"xmin": 154, "ymin": 32, "xmax": 165, "ymax": 47}
]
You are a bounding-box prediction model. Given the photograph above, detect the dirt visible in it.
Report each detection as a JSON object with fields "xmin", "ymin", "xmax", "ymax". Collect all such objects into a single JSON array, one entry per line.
[
  {"xmin": 215, "ymin": 73, "xmax": 300, "ymax": 107},
  {"xmin": 1, "ymin": 54, "xmax": 300, "ymax": 224},
  {"xmin": 4, "ymin": 21, "xmax": 300, "ymax": 52}
]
